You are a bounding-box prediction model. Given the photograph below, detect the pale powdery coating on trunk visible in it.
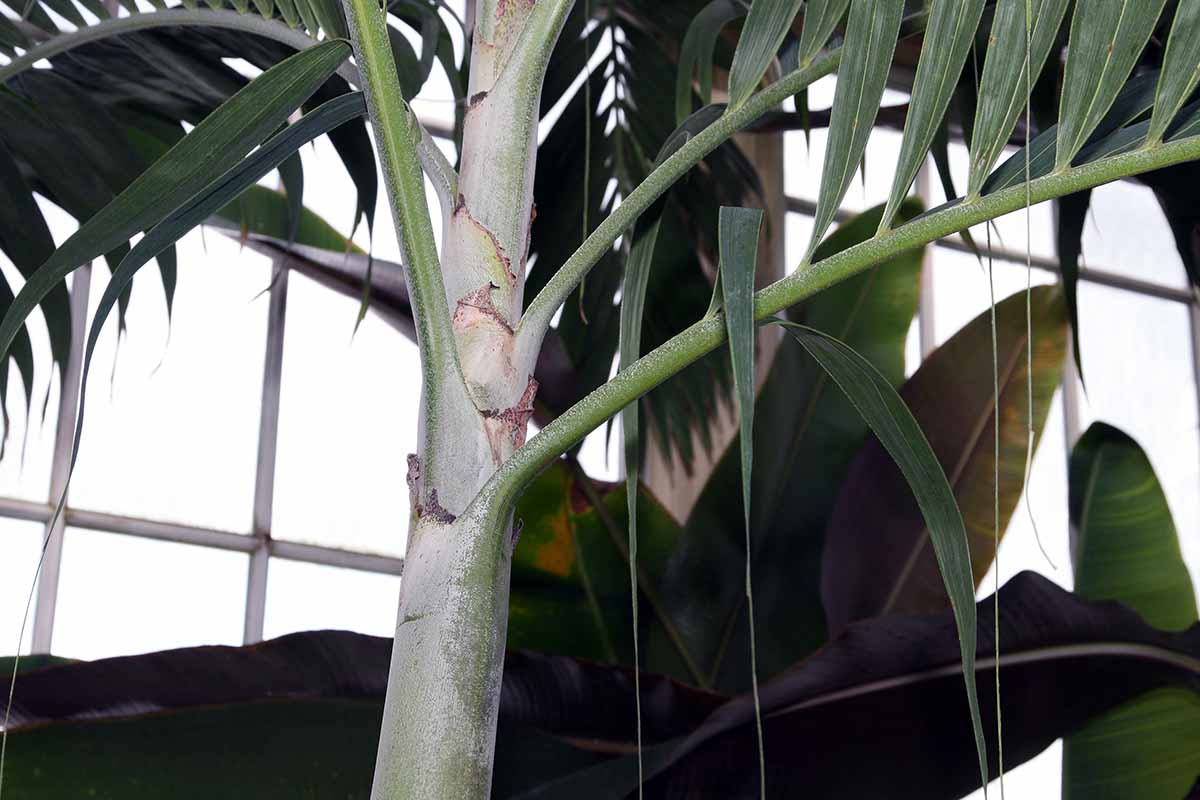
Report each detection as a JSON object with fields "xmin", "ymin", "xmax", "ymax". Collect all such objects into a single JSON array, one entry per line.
[
  {"xmin": 347, "ymin": 0, "xmax": 573, "ymax": 797},
  {"xmin": 371, "ymin": 507, "xmax": 514, "ymax": 798}
]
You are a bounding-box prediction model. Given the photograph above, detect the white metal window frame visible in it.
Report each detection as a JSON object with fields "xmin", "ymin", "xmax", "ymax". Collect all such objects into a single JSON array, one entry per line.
[{"xmin": 0, "ymin": 140, "xmax": 1196, "ymax": 655}]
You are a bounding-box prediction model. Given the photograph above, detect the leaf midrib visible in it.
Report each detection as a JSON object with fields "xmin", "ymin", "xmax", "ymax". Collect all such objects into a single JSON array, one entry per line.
[{"xmin": 765, "ymin": 640, "xmax": 1200, "ymax": 719}]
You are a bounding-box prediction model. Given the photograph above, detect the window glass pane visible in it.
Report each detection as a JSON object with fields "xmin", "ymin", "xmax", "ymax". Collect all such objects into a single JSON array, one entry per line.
[
  {"xmin": 262, "ymin": 558, "xmax": 400, "ymax": 639},
  {"xmin": 53, "ymin": 528, "xmax": 246, "ymax": 659},
  {"xmin": 1081, "ymin": 181, "xmax": 1188, "ymax": 290},
  {"xmin": 931, "ymin": 249, "xmax": 1058, "ymax": 347},
  {"xmin": 782, "ymin": 104, "xmax": 1057, "ymax": 260},
  {"xmin": 966, "ymin": 740, "xmax": 1063, "ymax": 800},
  {"xmin": 904, "ymin": 317, "xmax": 922, "ymax": 378},
  {"xmin": 0, "ymin": 518, "xmax": 44, "ymax": 655},
  {"xmin": 784, "ymin": 211, "xmax": 816, "ymax": 275},
  {"xmin": 68, "ymin": 233, "xmax": 269, "ymax": 532},
  {"xmin": 294, "ymin": 134, "xmax": 448, "ymax": 266},
  {"xmin": 271, "ymin": 273, "xmax": 418, "ymax": 558},
  {"xmin": 1075, "ymin": 284, "xmax": 1200, "ymax": 596},
  {"xmin": 935, "ymin": 142, "xmax": 1057, "ymax": 261},
  {"xmin": 409, "ymin": 58, "xmax": 460, "ymax": 136},
  {"xmin": 784, "ymin": 126, "xmax": 904, "ymax": 214},
  {"xmin": 782, "ymin": 75, "xmax": 908, "ymax": 213},
  {"xmin": 574, "ymin": 426, "xmax": 621, "ymax": 483}
]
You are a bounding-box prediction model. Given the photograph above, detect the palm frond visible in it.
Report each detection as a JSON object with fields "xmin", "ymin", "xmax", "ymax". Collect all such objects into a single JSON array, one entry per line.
[{"xmin": 0, "ymin": 0, "xmax": 463, "ymax": 438}]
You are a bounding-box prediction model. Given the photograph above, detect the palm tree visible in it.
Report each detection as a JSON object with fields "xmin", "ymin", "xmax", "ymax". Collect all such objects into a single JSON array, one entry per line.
[{"xmin": 2, "ymin": 0, "xmax": 1200, "ymax": 797}]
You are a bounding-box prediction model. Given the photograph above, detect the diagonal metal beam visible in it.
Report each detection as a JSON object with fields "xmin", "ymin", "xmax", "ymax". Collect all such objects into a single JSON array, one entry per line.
[
  {"xmin": 31, "ymin": 263, "xmax": 91, "ymax": 654},
  {"xmin": 243, "ymin": 262, "xmax": 289, "ymax": 644}
]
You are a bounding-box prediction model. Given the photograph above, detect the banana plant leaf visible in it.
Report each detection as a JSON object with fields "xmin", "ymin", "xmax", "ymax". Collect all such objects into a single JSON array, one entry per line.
[
  {"xmin": 822, "ymin": 285, "xmax": 1067, "ymax": 631},
  {"xmin": 644, "ymin": 201, "xmax": 924, "ymax": 691},
  {"xmin": 508, "ymin": 462, "xmax": 685, "ymax": 667},
  {"xmin": 1063, "ymin": 422, "xmax": 1200, "ymax": 800},
  {"xmin": 3, "ymin": 574, "xmax": 1198, "ymax": 799}
]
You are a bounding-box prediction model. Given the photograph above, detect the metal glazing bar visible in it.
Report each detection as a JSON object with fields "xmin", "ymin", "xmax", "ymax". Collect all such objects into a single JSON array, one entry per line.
[
  {"xmin": 244, "ymin": 262, "xmax": 289, "ymax": 644},
  {"xmin": 784, "ymin": 196, "xmax": 1195, "ymax": 304},
  {"xmin": 271, "ymin": 540, "xmax": 404, "ymax": 576},
  {"xmin": 1188, "ymin": 299, "xmax": 1200, "ymax": 528},
  {"xmin": 0, "ymin": 497, "xmax": 405, "ymax": 574},
  {"xmin": 915, "ymin": 164, "xmax": 936, "ymax": 358},
  {"xmin": 30, "ymin": 263, "xmax": 91, "ymax": 654}
]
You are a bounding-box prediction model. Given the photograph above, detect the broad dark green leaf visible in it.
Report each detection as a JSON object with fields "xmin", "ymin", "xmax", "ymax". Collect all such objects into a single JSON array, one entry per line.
[
  {"xmin": 511, "ymin": 464, "xmax": 622, "ymax": 663},
  {"xmin": 1149, "ymin": 0, "xmax": 1200, "ymax": 143},
  {"xmin": 0, "ymin": 632, "xmax": 652, "ymax": 799},
  {"xmin": 880, "ymin": 0, "xmax": 985, "ymax": 231},
  {"xmin": 1055, "ymin": 0, "xmax": 1167, "ymax": 169},
  {"xmin": 966, "ymin": 0, "xmax": 1071, "ymax": 197},
  {"xmin": 1066, "ymin": 689, "xmax": 1200, "ymax": 800},
  {"xmin": 6, "ymin": 578, "xmax": 1199, "ymax": 798},
  {"xmin": 823, "ymin": 285, "xmax": 1066, "ymax": 624},
  {"xmin": 675, "ymin": 0, "xmax": 746, "ymax": 125},
  {"xmin": 727, "ymin": 0, "xmax": 804, "ymax": 112},
  {"xmin": 644, "ymin": 201, "xmax": 923, "ymax": 690},
  {"xmin": 0, "ymin": 39, "xmax": 351, "ymax": 365},
  {"xmin": 509, "ymin": 464, "xmax": 684, "ymax": 667},
  {"xmin": 522, "ymin": 573, "xmax": 1200, "ymax": 799},
  {"xmin": 0, "ymin": 655, "xmax": 72, "ymax": 677},
  {"xmin": 1070, "ymin": 421, "xmax": 1198, "ymax": 637},
  {"xmin": 777, "ymin": 321, "xmax": 988, "ymax": 792},
  {"xmin": 804, "ymin": 0, "xmax": 903, "ymax": 262},
  {"xmin": 1064, "ymin": 422, "xmax": 1200, "ymax": 800},
  {"xmin": 412, "ymin": 5, "xmax": 442, "ymax": 88},
  {"xmin": 796, "ymin": 0, "xmax": 851, "ymax": 68}
]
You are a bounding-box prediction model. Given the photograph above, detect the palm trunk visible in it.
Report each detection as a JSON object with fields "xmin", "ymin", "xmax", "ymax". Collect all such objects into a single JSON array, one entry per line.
[
  {"xmin": 370, "ymin": 505, "xmax": 514, "ymax": 798},
  {"xmin": 342, "ymin": 0, "xmax": 573, "ymax": 795}
]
